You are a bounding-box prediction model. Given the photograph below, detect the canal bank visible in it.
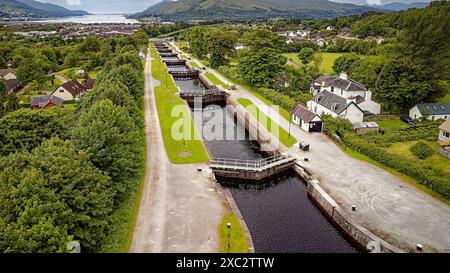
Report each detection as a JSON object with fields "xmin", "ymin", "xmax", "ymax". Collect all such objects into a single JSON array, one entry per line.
[
  {"xmin": 169, "ymin": 41, "xmax": 450, "ymax": 253},
  {"xmin": 156, "ymin": 43, "xmax": 361, "ymax": 252}
]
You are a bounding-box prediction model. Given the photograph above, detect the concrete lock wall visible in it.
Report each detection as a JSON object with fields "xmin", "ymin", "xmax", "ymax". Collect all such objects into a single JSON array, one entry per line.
[
  {"xmin": 294, "ymin": 165, "xmax": 403, "ymax": 253},
  {"xmin": 226, "ymin": 97, "xmax": 286, "ymax": 156}
]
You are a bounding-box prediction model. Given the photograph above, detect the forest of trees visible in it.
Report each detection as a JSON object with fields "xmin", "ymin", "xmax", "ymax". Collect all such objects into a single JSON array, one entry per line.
[{"xmin": 0, "ymin": 34, "xmax": 147, "ymax": 252}]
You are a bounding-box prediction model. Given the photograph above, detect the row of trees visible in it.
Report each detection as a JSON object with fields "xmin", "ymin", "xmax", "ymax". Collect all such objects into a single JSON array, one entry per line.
[{"xmin": 0, "ymin": 40, "xmax": 145, "ymax": 252}]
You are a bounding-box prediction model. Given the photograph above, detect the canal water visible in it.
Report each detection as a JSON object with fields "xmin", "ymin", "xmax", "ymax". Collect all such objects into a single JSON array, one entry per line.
[{"xmin": 163, "ymin": 54, "xmax": 358, "ymax": 253}]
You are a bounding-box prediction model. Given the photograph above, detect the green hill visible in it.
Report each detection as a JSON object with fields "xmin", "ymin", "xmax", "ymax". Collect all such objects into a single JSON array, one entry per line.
[
  {"xmin": 133, "ymin": 0, "xmax": 382, "ymax": 21},
  {"xmin": 0, "ymin": 0, "xmax": 89, "ymax": 18}
]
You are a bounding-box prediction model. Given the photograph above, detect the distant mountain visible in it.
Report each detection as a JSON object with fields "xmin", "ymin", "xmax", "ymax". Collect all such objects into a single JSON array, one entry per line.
[
  {"xmin": 0, "ymin": 0, "xmax": 90, "ymax": 18},
  {"xmin": 371, "ymin": 2, "xmax": 429, "ymax": 11},
  {"xmin": 133, "ymin": 0, "xmax": 384, "ymax": 21}
]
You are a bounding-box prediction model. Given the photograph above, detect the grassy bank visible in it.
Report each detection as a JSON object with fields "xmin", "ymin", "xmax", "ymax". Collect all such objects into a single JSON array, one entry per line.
[
  {"xmin": 238, "ymin": 98, "xmax": 297, "ymax": 148},
  {"xmin": 150, "ymin": 47, "xmax": 208, "ymax": 164},
  {"xmin": 218, "ymin": 214, "xmax": 249, "ymax": 253},
  {"xmin": 205, "ymin": 73, "xmax": 231, "ymax": 89}
]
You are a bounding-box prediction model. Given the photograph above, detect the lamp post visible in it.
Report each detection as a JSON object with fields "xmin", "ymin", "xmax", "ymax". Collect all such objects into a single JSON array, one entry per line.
[
  {"xmin": 182, "ymin": 116, "xmax": 186, "ymax": 147},
  {"xmin": 227, "ymin": 222, "xmax": 232, "ymax": 253}
]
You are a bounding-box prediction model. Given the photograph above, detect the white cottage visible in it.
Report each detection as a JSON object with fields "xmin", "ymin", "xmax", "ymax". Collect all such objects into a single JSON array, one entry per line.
[
  {"xmin": 307, "ymin": 90, "xmax": 364, "ymax": 124},
  {"xmin": 291, "ymin": 104, "xmax": 323, "ymax": 133},
  {"xmin": 310, "ymin": 73, "xmax": 381, "ymax": 115},
  {"xmin": 438, "ymin": 119, "xmax": 450, "ymax": 142},
  {"xmin": 52, "ymin": 80, "xmax": 86, "ymax": 101},
  {"xmin": 409, "ymin": 103, "xmax": 450, "ymax": 121}
]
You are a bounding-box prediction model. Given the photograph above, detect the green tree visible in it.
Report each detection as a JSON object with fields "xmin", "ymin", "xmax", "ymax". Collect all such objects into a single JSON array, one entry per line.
[
  {"xmin": 17, "ymin": 60, "xmax": 47, "ymax": 86},
  {"xmin": 79, "ymin": 36, "xmax": 101, "ymax": 53},
  {"xmin": 204, "ymin": 28, "xmax": 237, "ymax": 68},
  {"xmin": 298, "ymin": 48, "xmax": 315, "ymax": 65},
  {"xmin": 238, "ymin": 48, "xmax": 287, "ymax": 88},
  {"xmin": 71, "ymin": 100, "xmax": 140, "ymax": 197},
  {"xmin": 64, "ymin": 52, "xmax": 78, "ymax": 68},
  {"xmin": 350, "ymin": 57, "xmax": 383, "ymax": 90},
  {"xmin": 241, "ymin": 28, "xmax": 284, "ymax": 50},
  {"xmin": 375, "ymin": 58, "xmax": 439, "ymax": 110},
  {"xmin": 185, "ymin": 26, "xmax": 208, "ymax": 57},
  {"xmin": 332, "ymin": 54, "xmax": 361, "ymax": 74}
]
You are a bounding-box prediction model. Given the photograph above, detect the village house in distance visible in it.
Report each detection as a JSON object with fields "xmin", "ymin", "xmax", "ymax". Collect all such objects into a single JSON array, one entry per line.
[{"xmin": 409, "ymin": 103, "xmax": 450, "ymax": 121}]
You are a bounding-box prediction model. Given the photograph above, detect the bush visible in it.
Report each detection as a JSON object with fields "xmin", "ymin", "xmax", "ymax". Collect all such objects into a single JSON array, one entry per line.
[{"xmin": 410, "ymin": 141, "xmax": 435, "ymax": 160}]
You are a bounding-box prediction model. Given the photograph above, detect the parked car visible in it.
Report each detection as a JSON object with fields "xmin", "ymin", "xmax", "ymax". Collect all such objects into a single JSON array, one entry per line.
[{"xmin": 400, "ymin": 116, "xmax": 416, "ymax": 126}]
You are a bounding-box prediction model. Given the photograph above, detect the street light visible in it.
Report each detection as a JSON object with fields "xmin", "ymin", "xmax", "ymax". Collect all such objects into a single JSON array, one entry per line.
[{"xmin": 227, "ymin": 222, "xmax": 232, "ymax": 253}]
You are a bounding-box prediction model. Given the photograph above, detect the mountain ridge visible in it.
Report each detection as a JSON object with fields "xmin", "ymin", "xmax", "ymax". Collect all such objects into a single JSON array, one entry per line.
[
  {"xmin": 133, "ymin": 0, "xmax": 384, "ymax": 21},
  {"xmin": 0, "ymin": 0, "xmax": 90, "ymax": 18}
]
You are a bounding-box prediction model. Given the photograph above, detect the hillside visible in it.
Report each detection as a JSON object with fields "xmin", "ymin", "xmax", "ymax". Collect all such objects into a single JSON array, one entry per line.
[
  {"xmin": 133, "ymin": 0, "xmax": 383, "ymax": 21},
  {"xmin": 0, "ymin": 0, "xmax": 89, "ymax": 18},
  {"xmin": 372, "ymin": 2, "xmax": 429, "ymax": 11}
]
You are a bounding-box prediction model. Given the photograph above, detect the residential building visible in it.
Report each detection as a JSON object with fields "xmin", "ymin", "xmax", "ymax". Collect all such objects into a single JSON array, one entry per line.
[
  {"xmin": 353, "ymin": 122, "xmax": 379, "ymax": 135},
  {"xmin": 52, "ymin": 80, "xmax": 86, "ymax": 101},
  {"xmin": 4, "ymin": 79, "xmax": 22, "ymax": 93},
  {"xmin": 307, "ymin": 90, "xmax": 364, "ymax": 124},
  {"xmin": 31, "ymin": 95, "xmax": 64, "ymax": 110},
  {"xmin": 310, "ymin": 73, "xmax": 381, "ymax": 114},
  {"xmin": 0, "ymin": 69, "xmax": 17, "ymax": 81},
  {"xmin": 438, "ymin": 119, "xmax": 450, "ymax": 142},
  {"xmin": 409, "ymin": 103, "xmax": 450, "ymax": 121},
  {"xmin": 291, "ymin": 104, "xmax": 323, "ymax": 133}
]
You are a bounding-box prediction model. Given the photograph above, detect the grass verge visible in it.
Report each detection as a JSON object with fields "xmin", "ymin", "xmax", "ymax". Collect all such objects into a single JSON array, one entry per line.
[
  {"xmin": 238, "ymin": 98, "xmax": 297, "ymax": 148},
  {"xmin": 218, "ymin": 214, "xmax": 249, "ymax": 253},
  {"xmin": 205, "ymin": 73, "xmax": 231, "ymax": 89},
  {"xmin": 150, "ymin": 47, "xmax": 208, "ymax": 164}
]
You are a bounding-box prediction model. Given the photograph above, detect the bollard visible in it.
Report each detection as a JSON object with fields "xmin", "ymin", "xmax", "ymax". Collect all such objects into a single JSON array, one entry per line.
[
  {"xmin": 416, "ymin": 244, "xmax": 423, "ymax": 251},
  {"xmin": 352, "ymin": 205, "xmax": 356, "ymax": 211},
  {"xmin": 197, "ymin": 167, "xmax": 202, "ymax": 172},
  {"xmin": 304, "ymin": 158, "xmax": 309, "ymax": 162}
]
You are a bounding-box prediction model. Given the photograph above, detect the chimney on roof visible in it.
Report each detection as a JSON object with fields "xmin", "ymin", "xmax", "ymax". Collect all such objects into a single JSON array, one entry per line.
[
  {"xmin": 340, "ymin": 72, "xmax": 348, "ymax": 80},
  {"xmin": 346, "ymin": 96, "xmax": 357, "ymax": 105}
]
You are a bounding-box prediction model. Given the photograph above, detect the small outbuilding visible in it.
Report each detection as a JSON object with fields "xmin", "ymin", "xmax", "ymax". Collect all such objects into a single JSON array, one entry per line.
[
  {"xmin": 352, "ymin": 121, "xmax": 379, "ymax": 135},
  {"xmin": 292, "ymin": 104, "xmax": 323, "ymax": 133}
]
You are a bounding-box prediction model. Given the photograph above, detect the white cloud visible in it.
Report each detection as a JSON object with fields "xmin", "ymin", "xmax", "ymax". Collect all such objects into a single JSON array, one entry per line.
[{"xmin": 66, "ymin": 0, "xmax": 81, "ymax": 6}]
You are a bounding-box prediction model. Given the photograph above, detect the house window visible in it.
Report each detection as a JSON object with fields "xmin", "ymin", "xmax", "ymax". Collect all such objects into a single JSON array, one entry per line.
[
  {"xmin": 444, "ymin": 131, "xmax": 450, "ymax": 139},
  {"xmin": 59, "ymin": 89, "xmax": 64, "ymax": 93},
  {"xmin": 331, "ymin": 87, "xmax": 334, "ymax": 93}
]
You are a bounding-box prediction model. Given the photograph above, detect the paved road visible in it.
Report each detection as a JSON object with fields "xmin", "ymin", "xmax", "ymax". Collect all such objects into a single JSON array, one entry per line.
[
  {"xmin": 130, "ymin": 50, "xmax": 227, "ymax": 253},
  {"xmin": 171, "ymin": 43, "xmax": 450, "ymax": 252}
]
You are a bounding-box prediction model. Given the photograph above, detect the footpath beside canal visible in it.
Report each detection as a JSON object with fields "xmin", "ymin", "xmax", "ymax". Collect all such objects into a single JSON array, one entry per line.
[
  {"xmin": 170, "ymin": 42, "xmax": 450, "ymax": 253},
  {"xmin": 130, "ymin": 50, "xmax": 228, "ymax": 253}
]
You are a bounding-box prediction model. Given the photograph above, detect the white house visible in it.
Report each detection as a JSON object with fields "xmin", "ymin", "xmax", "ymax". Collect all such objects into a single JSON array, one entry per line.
[
  {"xmin": 310, "ymin": 73, "xmax": 381, "ymax": 115},
  {"xmin": 409, "ymin": 103, "xmax": 450, "ymax": 121},
  {"xmin": 439, "ymin": 119, "xmax": 450, "ymax": 142},
  {"xmin": 52, "ymin": 80, "xmax": 86, "ymax": 101},
  {"xmin": 291, "ymin": 104, "xmax": 323, "ymax": 133},
  {"xmin": 307, "ymin": 90, "xmax": 364, "ymax": 124}
]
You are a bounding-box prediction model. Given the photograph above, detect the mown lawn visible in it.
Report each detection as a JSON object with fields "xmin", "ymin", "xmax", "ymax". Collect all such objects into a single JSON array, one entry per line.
[
  {"xmin": 151, "ymin": 47, "xmax": 208, "ymax": 164},
  {"xmin": 188, "ymin": 61, "xmax": 200, "ymax": 69},
  {"xmin": 205, "ymin": 73, "xmax": 231, "ymax": 89},
  {"xmin": 315, "ymin": 52, "xmax": 349, "ymax": 74},
  {"xmin": 218, "ymin": 214, "xmax": 249, "ymax": 253},
  {"xmin": 377, "ymin": 119, "xmax": 409, "ymax": 131},
  {"xmin": 238, "ymin": 98, "xmax": 297, "ymax": 148},
  {"xmin": 385, "ymin": 141, "xmax": 450, "ymax": 172}
]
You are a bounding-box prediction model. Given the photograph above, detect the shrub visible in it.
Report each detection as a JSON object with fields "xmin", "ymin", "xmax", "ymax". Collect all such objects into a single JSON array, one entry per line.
[{"xmin": 410, "ymin": 141, "xmax": 435, "ymax": 160}]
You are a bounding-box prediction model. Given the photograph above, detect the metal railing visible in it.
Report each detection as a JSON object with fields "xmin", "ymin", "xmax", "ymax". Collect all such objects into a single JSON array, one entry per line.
[
  {"xmin": 180, "ymin": 88, "xmax": 224, "ymax": 97},
  {"xmin": 210, "ymin": 154, "xmax": 294, "ymax": 171}
]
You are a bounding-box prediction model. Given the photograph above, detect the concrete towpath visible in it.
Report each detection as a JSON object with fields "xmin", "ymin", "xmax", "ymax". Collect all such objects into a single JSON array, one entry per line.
[
  {"xmin": 129, "ymin": 49, "xmax": 227, "ymax": 253},
  {"xmin": 171, "ymin": 42, "xmax": 450, "ymax": 252}
]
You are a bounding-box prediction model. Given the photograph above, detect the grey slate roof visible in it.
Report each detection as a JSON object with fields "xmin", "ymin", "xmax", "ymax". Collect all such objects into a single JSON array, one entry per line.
[
  {"xmin": 314, "ymin": 75, "xmax": 367, "ymax": 92},
  {"xmin": 416, "ymin": 103, "xmax": 450, "ymax": 116},
  {"xmin": 312, "ymin": 90, "xmax": 361, "ymax": 115},
  {"xmin": 4, "ymin": 79, "xmax": 19, "ymax": 92},
  {"xmin": 292, "ymin": 104, "xmax": 321, "ymax": 123},
  {"xmin": 31, "ymin": 95, "xmax": 64, "ymax": 108},
  {"xmin": 0, "ymin": 69, "xmax": 17, "ymax": 77},
  {"xmin": 58, "ymin": 80, "xmax": 86, "ymax": 97}
]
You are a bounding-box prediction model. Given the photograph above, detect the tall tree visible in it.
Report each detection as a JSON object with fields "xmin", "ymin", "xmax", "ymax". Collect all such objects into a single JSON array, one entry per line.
[{"xmin": 204, "ymin": 28, "xmax": 237, "ymax": 68}]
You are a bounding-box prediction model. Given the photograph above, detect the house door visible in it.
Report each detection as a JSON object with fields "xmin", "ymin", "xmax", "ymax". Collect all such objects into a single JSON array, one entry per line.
[{"xmin": 309, "ymin": 121, "xmax": 322, "ymax": 132}]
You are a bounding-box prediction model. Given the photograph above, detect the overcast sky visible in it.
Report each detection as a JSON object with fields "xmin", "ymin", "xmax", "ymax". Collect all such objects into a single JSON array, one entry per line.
[{"xmin": 36, "ymin": 0, "xmax": 431, "ymax": 14}]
